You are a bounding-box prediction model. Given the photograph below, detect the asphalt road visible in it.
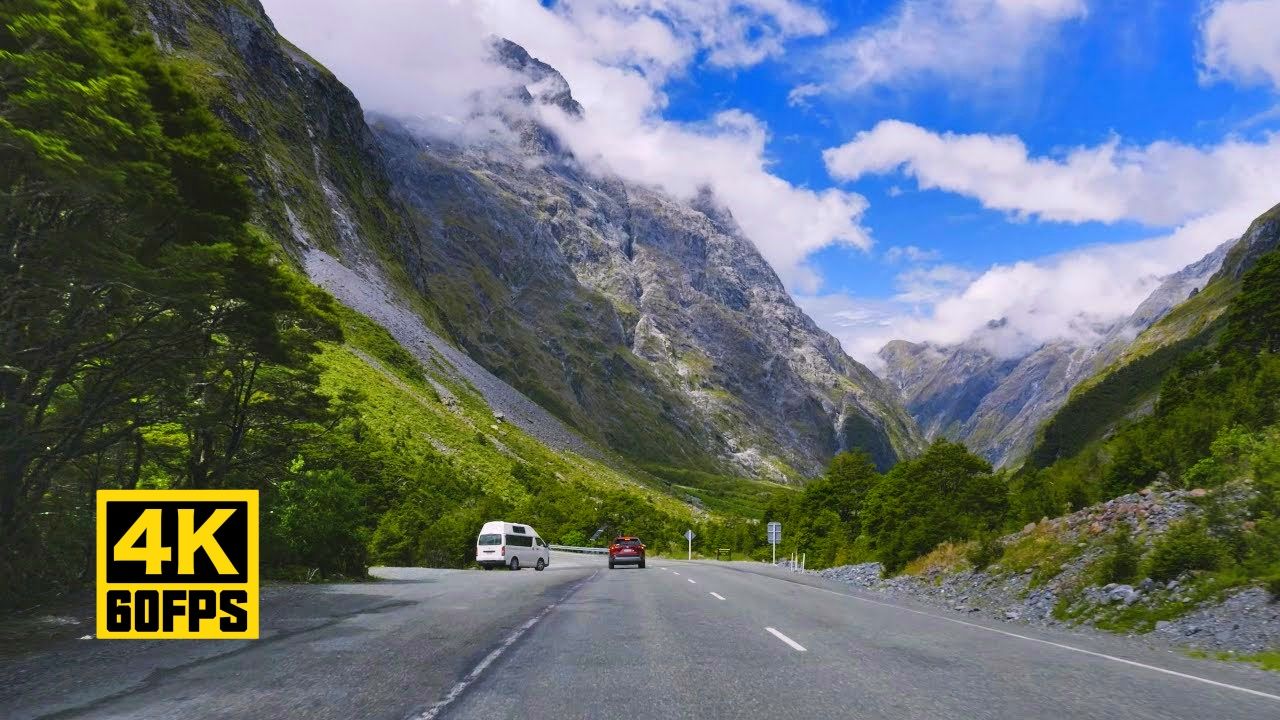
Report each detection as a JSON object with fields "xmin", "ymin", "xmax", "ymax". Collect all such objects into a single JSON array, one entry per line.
[{"xmin": 4, "ymin": 552, "xmax": 1280, "ymax": 720}]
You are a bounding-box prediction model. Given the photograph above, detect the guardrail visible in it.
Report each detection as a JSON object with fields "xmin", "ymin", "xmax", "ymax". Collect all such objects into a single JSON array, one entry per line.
[{"xmin": 548, "ymin": 544, "xmax": 608, "ymax": 555}]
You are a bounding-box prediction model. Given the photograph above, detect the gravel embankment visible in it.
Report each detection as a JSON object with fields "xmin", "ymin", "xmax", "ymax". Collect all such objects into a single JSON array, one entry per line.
[{"xmin": 789, "ymin": 488, "xmax": 1280, "ymax": 657}]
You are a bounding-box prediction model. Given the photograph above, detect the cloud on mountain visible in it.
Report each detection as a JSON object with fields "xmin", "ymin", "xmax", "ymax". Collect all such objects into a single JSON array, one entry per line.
[{"xmin": 261, "ymin": 0, "xmax": 859, "ymax": 292}]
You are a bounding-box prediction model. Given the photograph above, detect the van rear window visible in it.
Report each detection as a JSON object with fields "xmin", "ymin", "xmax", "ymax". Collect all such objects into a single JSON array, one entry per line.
[{"xmin": 477, "ymin": 534, "xmax": 502, "ymax": 545}]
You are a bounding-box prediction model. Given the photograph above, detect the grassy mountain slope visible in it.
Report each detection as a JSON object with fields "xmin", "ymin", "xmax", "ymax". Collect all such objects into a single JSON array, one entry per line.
[{"xmin": 1029, "ymin": 203, "xmax": 1280, "ymax": 467}]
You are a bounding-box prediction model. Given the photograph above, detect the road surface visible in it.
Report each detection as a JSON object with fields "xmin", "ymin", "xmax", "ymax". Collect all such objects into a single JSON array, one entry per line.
[{"xmin": 3, "ymin": 552, "xmax": 1279, "ymax": 719}]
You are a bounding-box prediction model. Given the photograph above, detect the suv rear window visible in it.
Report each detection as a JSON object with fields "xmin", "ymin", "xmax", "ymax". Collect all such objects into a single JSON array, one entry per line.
[
  {"xmin": 617, "ymin": 539, "xmax": 642, "ymax": 547},
  {"xmin": 478, "ymin": 534, "xmax": 502, "ymax": 545}
]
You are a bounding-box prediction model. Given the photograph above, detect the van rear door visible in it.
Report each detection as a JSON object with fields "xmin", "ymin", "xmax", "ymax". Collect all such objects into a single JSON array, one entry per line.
[{"xmin": 477, "ymin": 532, "xmax": 502, "ymax": 562}]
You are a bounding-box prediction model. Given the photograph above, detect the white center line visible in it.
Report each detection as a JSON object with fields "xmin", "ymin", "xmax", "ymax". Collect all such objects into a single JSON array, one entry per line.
[
  {"xmin": 766, "ymin": 627, "xmax": 807, "ymax": 652},
  {"xmin": 796, "ymin": 580, "xmax": 1280, "ymax": 702},
  {"xmin": 687, "ymin": 578, "xmax": 696, "ymax": 584},
  {"xmin": 709, "ymin": 592, "xmax": 726, "ymax": 601}
]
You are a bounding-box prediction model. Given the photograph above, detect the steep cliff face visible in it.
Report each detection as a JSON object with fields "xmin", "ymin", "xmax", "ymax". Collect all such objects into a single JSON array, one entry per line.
[
  {"xmin": 135, "ymin": 0, "xmax": 443, "ymax": 314},
  {"xmin": 372, "ymin": 90, "xmax": 920, "ymax": 477},
  {"xmin": 134, "ymin": 2, "xmax": 920, "ymax": 480},
  {"xmin": 879, "ymin": 241, "xmax": 1232, "ymax": 467}
]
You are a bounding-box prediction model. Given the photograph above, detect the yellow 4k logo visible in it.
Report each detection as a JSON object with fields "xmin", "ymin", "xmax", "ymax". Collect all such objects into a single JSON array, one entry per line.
[{"xmin": 97, "ymin": 490, "xmax": 259, "ymax": 639}]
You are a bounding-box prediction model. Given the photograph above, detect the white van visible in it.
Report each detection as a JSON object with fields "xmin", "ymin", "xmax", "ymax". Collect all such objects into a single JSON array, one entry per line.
[{"xmin": 476, "ymin": 521, "xmax": 550, "ymax": 571}]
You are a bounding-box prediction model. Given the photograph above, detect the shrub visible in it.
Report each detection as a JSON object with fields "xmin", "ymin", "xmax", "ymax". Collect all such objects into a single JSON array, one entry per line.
[
  {"xmin": 966, "ymin": 533, "xmax": 1005, "ymax": 571},
  {"xmin": 1266, "ymin": 575, "xmax": 1280, "ymax": 601},
  {"xmin": 1096, "ymin": 529, "xmax": 1141, "ymax": 584},
  {"xmin": 272, "ymin": 468, "xmax": 370, "ymax": 577},
  {"xmin": 1145, "ymin": 520, "xmax": 1231, "ymax": 582}
]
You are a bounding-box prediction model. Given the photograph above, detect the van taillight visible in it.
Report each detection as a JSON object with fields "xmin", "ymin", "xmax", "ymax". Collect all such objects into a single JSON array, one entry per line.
[{"xmin": 501, "ymin": 546, "xmax": 506, "ymax": 557}]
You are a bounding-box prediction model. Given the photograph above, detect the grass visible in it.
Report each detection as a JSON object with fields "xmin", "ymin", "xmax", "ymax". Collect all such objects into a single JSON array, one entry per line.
[
  {"xmin": 903, "ymin": 541, "xmax": 974, "ymax": 576},
  {"xmin": 999, "ymin": 524, "xmax": 1086, "ymax": 588},
  {"xmin": 1054, "ymin": 568, "xmax": 1253, "ymax": 633},
  {"xmin": 643, "ymin": 464, "xmax": 792, "ymax": 517},
  {"xmin": 320, "ymin": 310, "xmax": 699, "ymax": 520},
  {"xmin": 1188, "ymin": 649, "xmax": 1280, "ymax": 673}
]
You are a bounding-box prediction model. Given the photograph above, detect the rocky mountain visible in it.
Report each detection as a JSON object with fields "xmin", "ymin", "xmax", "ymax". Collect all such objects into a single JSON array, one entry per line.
[
  {"xmin": 879, "ymin": 240, "xmax": 1232, "ymax": 467},
  {"xmin": 132, "ymin": 0, "xmax": 920, "ymax": 481},
  {"xmin": 367, "ymin": 46, "xmax": 920, "ymax": 478}
]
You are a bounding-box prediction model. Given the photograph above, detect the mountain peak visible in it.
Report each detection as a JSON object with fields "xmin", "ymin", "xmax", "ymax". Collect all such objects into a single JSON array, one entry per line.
[{"xmin": 491, "ymin": 38, "xmax": 584, "ymax": 117}]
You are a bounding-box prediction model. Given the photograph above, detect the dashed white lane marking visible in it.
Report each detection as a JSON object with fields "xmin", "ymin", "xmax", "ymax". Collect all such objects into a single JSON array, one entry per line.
[
  {"xmin": 671, "ymin": 571, "xmax": 680, "ymax": 575},
  {"xmin": 710, "ymin": 592, "xmax": 726, "ymax": 601},
  {"xmin": 412, "ymin": 571, "xmax": 598, "ymax": 719},
  {"xmin": 765, "ymin": 627, "xmax": 807, "ymax": 652},
  {"xmin": 798, "ymin": 581, "xmax": 1280, "ymax": 702},
  {"xmin": 687, "ymin": 578, "xmax": 696, "ymax": 584}
]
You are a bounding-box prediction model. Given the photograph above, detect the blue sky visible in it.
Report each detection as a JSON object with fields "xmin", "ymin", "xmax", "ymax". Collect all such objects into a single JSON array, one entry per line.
[
  {"xmin": 264, "ymin": 0, "xmax": 1280, "ymax": 364},
  {"xmin": 651, "ymin": 0, "xmax": 1280, "ymax": 355}
]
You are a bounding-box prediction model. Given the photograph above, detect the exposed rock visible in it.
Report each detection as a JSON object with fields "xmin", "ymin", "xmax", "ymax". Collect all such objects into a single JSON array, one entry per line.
[{"xmin": 368, "ymin": 43, "xmax": 922, "ymax": 478}]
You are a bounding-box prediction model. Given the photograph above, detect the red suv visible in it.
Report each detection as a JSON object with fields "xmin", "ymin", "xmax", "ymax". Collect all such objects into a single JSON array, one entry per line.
[{"xmin": 608, "ymin": 536, "xmax": 646, "ymax": 569}]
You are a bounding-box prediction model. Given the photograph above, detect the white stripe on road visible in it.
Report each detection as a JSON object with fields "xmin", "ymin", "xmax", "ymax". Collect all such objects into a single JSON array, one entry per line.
[
  {"xmin": 687, "ymin": 578, "xmax": 696, "ymax": 584},
  {"xmin": 413, "ymin": 571, "xmax": 597, "ymax": 719},
  {"xmin": 671, "ymin": 571, "xmax": 680, "ymax": 575},
  {"xmin": 799, "ymin": 582, "xmax": 1280, "ymax": 703},
  {"xmin": 765, "ymin": 627, "xmax": 807, "ymax": 652},
  {"xmin": 710, "ymin": 592, "xmax": 726, "ymax": 601}
]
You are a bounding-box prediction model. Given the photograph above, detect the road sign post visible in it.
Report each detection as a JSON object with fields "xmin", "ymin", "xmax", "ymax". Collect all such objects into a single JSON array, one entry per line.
[
  {"xmin": 684, "ymin": 529, "xmax": 695, "ymax": 560},
  {"xmin": 766, "ymin": 522, "xmax": 781, "ymax": 565}
]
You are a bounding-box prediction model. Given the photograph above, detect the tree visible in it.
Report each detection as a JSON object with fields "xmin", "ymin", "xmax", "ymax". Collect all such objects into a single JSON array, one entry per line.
[
  {"xmin": 1219, "ymin": 250, "xmax": 1280, "ymax": 358},
  {"xmin": 0, "ymin": 0, "xmax": 334, "ymax": 559},
  {"xmin": 863, "ymin": 441, "xmax": 1006, "ymax": 573}
]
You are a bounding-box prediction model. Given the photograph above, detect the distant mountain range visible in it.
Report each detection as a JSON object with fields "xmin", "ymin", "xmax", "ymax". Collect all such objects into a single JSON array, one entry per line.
[{"xmin": 879, "ymin": 240, "xmax": 1234, "ymax": 467}]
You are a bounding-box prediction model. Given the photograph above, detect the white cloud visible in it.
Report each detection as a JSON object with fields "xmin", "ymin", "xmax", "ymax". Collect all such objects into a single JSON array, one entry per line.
[
  {"xmin": 804, "ymin": 205, "xmax": 1274, "ymax": 366},
  {"xmin": 805, "ymin": 0, "xmax": 1087, "ymax": 96},
  {"xmin": 260, "ymin": 0, "xmax": 859, "ymax": 292},
  {"xmin": 883, "ymin": 245, "xmax": 941, "ymax": 263},
  {"xmin": 1199, "ymin": 0, "xmax": 1280, "ymax": 91},
  {"xmin": 892, "ymin": 264, "xmax": 977, "ymax": 303},
  {"xmin": 824, "ymin": 120, "xmax": 1280, "ymax": 226},
  {"xmin": 818, "ymin": 117, "xmax": 1280, "ymax": 362},
  {"xmin": 787, "ymin": 82, "xmax": 822, "ymax": 107}
]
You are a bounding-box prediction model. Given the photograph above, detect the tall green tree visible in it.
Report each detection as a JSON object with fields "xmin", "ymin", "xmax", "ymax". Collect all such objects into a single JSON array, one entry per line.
[
  {"xmin": 0, "ymin": 0, "xmax": 334, "ymax": 546},
  {"xmin": 863, "ymin": 441, "xmax": 1006, "ymax": 573}
]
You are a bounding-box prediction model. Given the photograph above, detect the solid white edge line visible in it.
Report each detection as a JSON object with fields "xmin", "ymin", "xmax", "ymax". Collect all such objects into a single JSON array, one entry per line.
[
  {"xmin": 688, "ymin": 578, "xmax": 697, "ymax": 584},
  {"xmin": 709, "ymin": 592, "xmax": 726, "ymax": 601},
  {"xmin": 800, "ymin": 582, "xmax": 1280, "ymax": 702},
  {"xmin": 412, "ymin": 571, "xmax": 598, "ymax": 719},
  {"xmin": 765, "ymin": 626, "xmax": 807, "ymax": 652}
]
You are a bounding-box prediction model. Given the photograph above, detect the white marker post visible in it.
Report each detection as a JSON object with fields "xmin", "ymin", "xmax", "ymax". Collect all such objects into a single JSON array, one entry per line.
[{"xmin": 684, "ymin": 529, "xmax": 695, "ymax": 560}]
